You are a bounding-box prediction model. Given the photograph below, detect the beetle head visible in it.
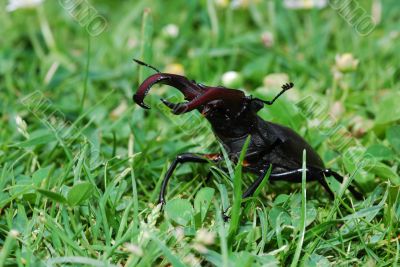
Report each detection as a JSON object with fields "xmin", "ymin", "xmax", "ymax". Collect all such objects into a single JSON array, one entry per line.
[
  {"xmin": 200, "ymin": 96, "xmax": 263, "ymax": 120},
  {"xmin": 133, "ymin": 59, "xmax": 247, "ymax": 115},
  {"xmin": 133, "ymin": 60, "xmax": 293, "ymax": 120}
]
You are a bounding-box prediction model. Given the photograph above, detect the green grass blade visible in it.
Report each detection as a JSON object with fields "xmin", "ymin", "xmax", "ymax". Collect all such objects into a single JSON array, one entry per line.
[
  {"xmin": 290, "ymin": 149, "xmax": 307, "ymax": 267},
  {"xmin": 139, "ymin": 9, "xmax": 154, "ymax": 82},
  {"xmin": 228, "ymin": 135, "xmax": 251, "ymax": 240}
]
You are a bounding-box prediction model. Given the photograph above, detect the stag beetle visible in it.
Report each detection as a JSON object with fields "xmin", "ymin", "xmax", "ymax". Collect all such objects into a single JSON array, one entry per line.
[{"xmin": 133, "ymin": 59, "xmax": 363, "ymax": 206}]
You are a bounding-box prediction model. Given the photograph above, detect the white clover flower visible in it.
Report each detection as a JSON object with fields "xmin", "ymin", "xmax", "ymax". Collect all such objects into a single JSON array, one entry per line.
[
  {"xmin": 308, "ymin": 118, "xmax": 321, "ymax": 128},
  {"xmin": 164, "ymin": 63, "xmax": 185, "ymax": 76},
  {"xmin": 231, "ymin": 0, "xmax": 246, "ymax": 9},
  {"xmin": 111, "ymin": 101, "xmax": 128, "ymax": 120},
  {"xmin": 389, "ymin": 31, "xmax": 399, "ymax": 39},
  {"xmin": 335, "ymin": 53, "xmax": 359, "ymax": 73},
  {"xmin": 6, "ymin": 0, "xmax": 43, "ymax": 12},
  {"xmin": 10, "ymin": 229, "xmax": 20, "ymax": 238},
  {"xmin": 283, "ymin": 0, "xmax": 327, "ymax": 9},
  {"xmin": 221, "ymin": 71, "xmax": 243, "ymax": 88},
  {"xmin": 350, "ymin": 115, "xmax": 372, "ymax": 138},
  {"xmin": 231, "ymin": 0, "xmax": 260, "ymax": 9},
  {"xmin": 124, "ymin": 243, "xmax": 143, "ymax": 257},
  {"xmin": 163, "ymin": 24, "xmax": 179, "ymax": 38},
  {"xmin": 127, "ymin": 37, "xmax": 138, "ymax": 49},
  {"xmin": 192, "ymin": 243, "xmax": 208, "ymax": 254},
  {"xmin": 372, "ymin": 0, "xmax": 382, "ymax": 25},
  {"xmin": 195, "ymin": 229, "xmax": 215, "ymax": 245},
  {"xmin": 174, "ymin": 227, "xmax": 185, "ymax": 242},
  {"xmin": 260, "ymin": 73, "xmax": 300, "ymax": 101},
  {"xmin": 332, "ymin": 67, "xmax": 344, "ymax": 81},
  {"xmin": 183, "ymin": 254, "xmax": 201, "ymax": 266},
  {"xmin": 261, "ymin": 31, "xmax": 274, "ymax": 48},
  {"xmin": 330, "ymin": 101, "xmax": 345, "ymax": 119},
  {"xmin": 214, "ymin": 0, "xmax": 229, "ymax": 8},
  {"xmin": 262, "ymin": 73, "xmax": 289, "ymax": 90}
]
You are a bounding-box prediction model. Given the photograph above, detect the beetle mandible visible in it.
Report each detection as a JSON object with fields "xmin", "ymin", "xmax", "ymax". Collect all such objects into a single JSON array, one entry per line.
[{"xmin": 132, "ymin": 59, "xmax": 363, "ymax": 206}]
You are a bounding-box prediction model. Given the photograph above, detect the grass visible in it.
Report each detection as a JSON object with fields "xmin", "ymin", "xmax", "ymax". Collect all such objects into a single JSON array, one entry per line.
[{"xmin": 1, "ymin": 0, "xmax": 400, "ymax": 266}]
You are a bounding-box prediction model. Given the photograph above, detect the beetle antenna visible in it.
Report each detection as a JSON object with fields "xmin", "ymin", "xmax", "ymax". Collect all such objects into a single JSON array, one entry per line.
[
  {"xmin": 133, "ymin": 58, "xmax": 161, "ymax": 73},
  {"xmin": 262, "ymin": 82, "xmax": 294, "ymax": 105}
]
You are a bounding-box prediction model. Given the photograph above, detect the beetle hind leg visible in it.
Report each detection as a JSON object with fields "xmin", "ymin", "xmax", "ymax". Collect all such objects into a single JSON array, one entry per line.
[
  {"xmin": 260, "ymin": 168, "xmax": 363, "ymax": 200},
  {"xmin": 323, "ymin": 169, "xmax": 363, "ymax": 200},
  {"xmin": 316, "ymin": 175, "xmax": 335, "ymax": 199}
]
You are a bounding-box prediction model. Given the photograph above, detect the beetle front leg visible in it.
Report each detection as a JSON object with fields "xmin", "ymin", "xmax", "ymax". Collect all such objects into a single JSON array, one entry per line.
[{"xmin": 159, "ymin": 153, "xmax": 222, "ymax": 206}]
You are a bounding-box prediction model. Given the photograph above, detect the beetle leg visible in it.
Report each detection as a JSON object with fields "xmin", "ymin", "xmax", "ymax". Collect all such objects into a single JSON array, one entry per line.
[
  {"xmin": 323, "ymin": 169, "xmax": 363, "ymax": 200},
  {"xmin": 242, "ymin": 168, "xmax": 310, "ymax": 197},
  {"xmin": 267, "ymin": 168, "xmax": 363, "ymax": 200},
  {"xmin": 316, "ymin": 176, "xmax": 335, "ymax": 199},
  {"xmin": 221, "ymin": 165, "xmax": 271, "ymax": 221},
  {"xmin": 242, "ymin": 165, "xmax": 272, "ymax": 198},
  {"xmin": 269, "ymin": 169, "xmax": 306, "ymax": 179},
  {"xmin": 268, "ymin": 169, "xmax": 336, "ymax": 198},
  {"xmin": 159, "ymin": 153, "xmax": 222, "ymax": 206},
  {"xmin": 256, "ymin": 168, "xmax": 331, "ymax": 197}
]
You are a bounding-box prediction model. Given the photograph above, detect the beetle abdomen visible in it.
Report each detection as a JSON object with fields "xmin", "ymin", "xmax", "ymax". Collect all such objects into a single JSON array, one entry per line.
[{"xmin": 257, "ymin": 119, "xmax": 325, "ymax": 171}]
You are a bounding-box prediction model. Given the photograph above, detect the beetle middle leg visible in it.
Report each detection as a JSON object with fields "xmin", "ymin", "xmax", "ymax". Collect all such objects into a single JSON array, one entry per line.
[
  {"xmin": 222, "ymin": 165, "xmax": 271, "ymax": 221},
  {"xmin": 159, "ymin": 153, "xmax": 222, "ymax": 206},
  {"xmin": 242, "ymin": 165, "xmax": 272, "ymax": 198},
  {"xmin": 267, "ymin": 168, "xmax": 363, "ymax": 200}
]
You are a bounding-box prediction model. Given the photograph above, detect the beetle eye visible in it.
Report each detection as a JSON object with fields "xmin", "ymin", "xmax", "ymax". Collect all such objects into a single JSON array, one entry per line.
[
  {"xmin": 250, "ymin": 99, "xmax": 264, "ymax": 112},
  {"xmin": 206, "ymin": 100, "xmax": 224, "ymax": 109}
]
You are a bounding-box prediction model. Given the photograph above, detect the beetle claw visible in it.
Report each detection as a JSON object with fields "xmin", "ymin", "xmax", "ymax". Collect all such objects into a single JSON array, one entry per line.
[
  {"xmin": 222, "ymin": 211, "xmax": 230, "ymax": 222},
  {"xmin": 159, "ymin": 199, "xmax": 166, "ymax": 210}
]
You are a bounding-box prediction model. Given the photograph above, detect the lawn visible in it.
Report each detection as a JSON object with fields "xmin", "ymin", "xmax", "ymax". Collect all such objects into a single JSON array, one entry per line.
[{"xmin": 1, "ymin": 0, "xmax": 400, "ymax": 266}]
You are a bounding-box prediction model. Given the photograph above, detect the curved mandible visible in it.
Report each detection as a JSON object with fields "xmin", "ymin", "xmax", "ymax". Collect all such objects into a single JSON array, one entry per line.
[
  {"xmin": 133, "ymin": 73, "xmax": 205, "ymax": 109},
  {"xmin": 163, "ymin": 87, "xmax": 246, "ymax": 114}
]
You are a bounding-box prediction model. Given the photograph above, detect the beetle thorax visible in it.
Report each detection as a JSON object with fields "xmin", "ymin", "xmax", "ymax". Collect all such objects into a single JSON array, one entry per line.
[{"xmin": 205, "ymin": 109, "xmax": 257, "ymax": 139}]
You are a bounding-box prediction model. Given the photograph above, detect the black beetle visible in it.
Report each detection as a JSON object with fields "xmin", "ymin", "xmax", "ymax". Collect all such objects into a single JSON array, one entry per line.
[{"xmin": 133, "ymin": 59, "xmax": 363, "ymax": 206}]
